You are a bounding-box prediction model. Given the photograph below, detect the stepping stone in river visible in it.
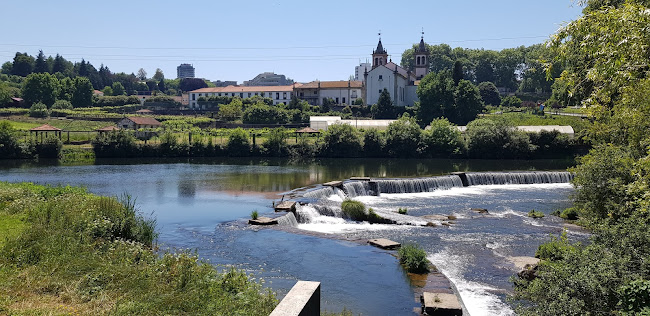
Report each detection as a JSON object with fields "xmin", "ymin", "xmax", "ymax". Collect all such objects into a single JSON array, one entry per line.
[
  {"xmin": 368, "ymin": 238, "xmax": 401, "ymax": 249},
  {"xmin": 274, "ymin": 201, "xmax": 297, "ymax": 212},
  {"xmin": 249, "ymin": 217, "xmax": 278, "ymax": 225},
  {"xmin": 421, "ymin": 292, "xmax": 462, "ymax": 315}
]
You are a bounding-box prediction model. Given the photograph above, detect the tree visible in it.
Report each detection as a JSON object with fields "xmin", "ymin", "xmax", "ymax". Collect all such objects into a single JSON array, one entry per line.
[
  {"xmin": 22, "ymin": 72, "xmax": 59, "ymax": 106},
  {"xmin": 219, "ymin": 98, "xmax": 243, "ymax": 121},
  {"xmin": 179, "ymin": 78, "xmax": 208, "ymax": 92},
  {"xmin": 1, "ymin": 62, "xmax": 12, "ymax": 75},
  {"xmin": 11, "ymin": 52, "xmax": 34, "ymax": 77},
  {"xmin": 474, "ymin": 50, "xmax": 497, "ymax": 84},
  {"xmin": 320, "ymin": 123, "xmax": 363, "ymax": 157},
  {"xmin": 385, "ymin": 114, "xmax": 422, "ymax": 157},
  {"xmin": 34, "ymin": 50, "xmax": 49, "ymax": 73},
  {"xmin": 58, "ymin": 77, "xmax": 74, "ymax": 101},
  {"xmin": 0, "ymin": 121, "xmax": 24, "ymax": 158},
  {"xmin": 137, "ymin": 68, "xmax": 147, "ymax": 80},
  {"xmin": 416, "ymin": 71, "xmax": 455, "ymax": 125},
  {"xmin": 76, "ymin": 59, "xmax": 89, "ymax": 77},
  {"xmin": 0, "ymin": 82, "xmax": 13, "ymax": 106},
  {"xmin": 29, "ymin": 102, "xmax": 48, "ymax": 117},
  {"xmin": 465, "ymin": 118, "xmax": 532, "ymax": 159},
  {"xmin": 71, "ymin": 77, "xmax": 93, "ymax": 107},
  {"xmin": 452, "ymin": 80, "xmax": 484, "ymax": 125},
  {"xmin": 421, "ymin": 118, "xmax": 464, "ymax": 157},
  {"xmin": 51, "ymin": 54, "xmax": 69, "ymax": 75},
  {"xmin": 153, "ymin": 68, "xmax": 164, "ymax": 81},
  {"xmin": 111, "ymin": 82, "xmax": 125, "ymax": 96},
  {"xmin": 452, "ymin": 61, "xmax": 463, "ymax": 85},
  {"xmin": 102, "ymin": 86, "xmax": 114, "ymax": 96},
  {"xmin": 500, "ymin": 95, "xmax": 522, "ymax": 108},
  {"xmin": 478, "ymin": 82, "xmax": 501, "ymax": 106},
  {"xmin": 226, "ymin": 128, "xmax": 250, "ymax": 156},
  {"xmin": 158, "ymin": 80, "xmax": 166, "ymax": 92},
  {"xmin": 371, "ymin": 88, "xmax": 395, "ymax": 119}
]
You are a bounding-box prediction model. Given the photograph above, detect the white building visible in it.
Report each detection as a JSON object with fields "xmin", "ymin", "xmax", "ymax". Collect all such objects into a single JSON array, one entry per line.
[
  {"xmin": 188, "ymin": 84, "xmax": 300, "ymax": 109},
  {"xmin": 310, "ymin": 116, "xmax": 396, "ymax": 131},
  {"xmin": 295, "ymin": 80, "xmax": 363, "ymax": 106},
  {"xmin": 364, "ymin": 36, "xmax": 429, "ymax": 107},
  {"xmin": 355, "ymin": 62, "xmax": 371, "ymax": 81}
]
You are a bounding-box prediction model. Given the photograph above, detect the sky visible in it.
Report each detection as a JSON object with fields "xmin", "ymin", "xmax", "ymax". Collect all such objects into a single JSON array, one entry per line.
[{"xmin": 0, "ymin": 0, "xmax": 584, "ymax": 85}]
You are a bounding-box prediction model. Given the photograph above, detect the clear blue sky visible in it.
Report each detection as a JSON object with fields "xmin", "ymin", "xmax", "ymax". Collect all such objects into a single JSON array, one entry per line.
[{"xmin": 0, "ymin": 0, "xmax": 583, "ymax": 84}]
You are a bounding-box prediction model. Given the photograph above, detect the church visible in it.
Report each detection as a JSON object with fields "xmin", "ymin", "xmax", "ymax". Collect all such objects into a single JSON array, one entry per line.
[{"xmin": 363, "ymin": 34, "xmax": 429, "ymax": 107}]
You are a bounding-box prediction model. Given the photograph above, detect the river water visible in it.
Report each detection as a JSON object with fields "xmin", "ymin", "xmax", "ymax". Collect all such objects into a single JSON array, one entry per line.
[{"xmin": 0, "ymin": 158, "xmax": 580, "ymax": 315}]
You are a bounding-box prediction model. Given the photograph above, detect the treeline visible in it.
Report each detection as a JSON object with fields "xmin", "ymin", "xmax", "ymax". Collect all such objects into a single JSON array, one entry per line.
[
  {"xmin": 90, "ymin": 115, "xmax": 581, "ymax": 159},
  {"xmin": 511, "ymin": 1, "xmax": 650, "ymax": 315},
  {"xmin": 0, "ymin": 51, "xmax": 214, "ymax": 107}
]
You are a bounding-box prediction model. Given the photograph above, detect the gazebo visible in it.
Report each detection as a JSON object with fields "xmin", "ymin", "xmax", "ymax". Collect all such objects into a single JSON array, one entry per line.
[
  {"xmin": 96, "ymin": 125, "xmax": 120, "ymax": 134},
  {"xmin": 30, "ymin": 124, "xmax": 62, "ymax": 142},
  {"xmin": 294, "ymin": 127, "xmax": 320, "ymax": 142}
]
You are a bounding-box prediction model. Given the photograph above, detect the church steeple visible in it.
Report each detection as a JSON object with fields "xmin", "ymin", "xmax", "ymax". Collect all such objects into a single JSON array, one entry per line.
[
  {"xmin": 414, "ymin": 29, "xmax": 429, "ymax": 79},
  {"xmin": 372, "ymin": 32, "xmax": 388, "ymax": 69}
]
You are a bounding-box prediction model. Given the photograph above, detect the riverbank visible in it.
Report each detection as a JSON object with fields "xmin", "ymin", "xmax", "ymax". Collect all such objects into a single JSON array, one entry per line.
[{"xmin": 0, "ymin": 181, "xmax": 277, "ymax": 315}]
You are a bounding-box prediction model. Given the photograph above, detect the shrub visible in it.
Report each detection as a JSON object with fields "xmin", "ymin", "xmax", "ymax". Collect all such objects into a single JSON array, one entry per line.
[
  {"xmin": 465, "ymin": 118, "xmax": 533, "ymax": 159},
  {"xmin": 0, "ymin": 121, "xmax": 25, "ymax": 159},
  {"xmin": 559, "ymin": 207, "xmax": 579, "ymax": 220},
  {"xmin": 527, "ymin": 210, "xmax": 545, "ymax": 219},
  {"xmin": 242, "ymin": 103, "xmax": 290, "ymax": 124},
  {"xmin": 501, "ymin": 95, "xmax": 523, "ymax": 108},
  {"xmin": 263, "ymin": 127, "xmax": 288, "ymax": 157},
  {"xmin": 320, "ymin": 124, "xmax": 363, "ymax": 157},
  {"xmin": 52, "ymin": 100, "xmax": 73, "ymax": 110},
  {"xmin": 35, "ymin": 136, "xmax": 62, "ymax": 159},
  {"xmin": 398, "ymin": 208, "xmax": 408, "ymax": 215},
  {"xmin": 398, "ymin": 244, "xmax": 430, "ymax": 274},
  {"xmin": 341, "ymin": 199, "xmax": 366, "ymax": 221},
  {"xmin": 535, "ymin": 232, "xmax": 573, "ymax": 261},
  {"xmin": 421, "ymin": 118, "xmax": 465, "ymax": 157},
  {"xmin": 385, "ymin": 114, "xmax": 422, "ymax": 158},
  {"xmin": 362, "ymin": 129, "xmax": 385, "ymax": 157},
  {"xmin": 29, "ymin": 102, "xmax": 48, "ymax": 117},
  {"xmin": 251, "ymin": 210, "xmax": 259, "ymax": 220},
  {"xmin": 226, "ymin": 128, "xmax": 250, "ymax": 156},
  {"xmin": 92, "ymin": 130, "xmax": 140, "ymax": 158}
]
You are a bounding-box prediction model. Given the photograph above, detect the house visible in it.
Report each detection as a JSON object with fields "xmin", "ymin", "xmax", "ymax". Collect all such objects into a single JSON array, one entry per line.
[
  {"xmin": 93, "ymin": 90, "xmax": 104, "ymax": 97},
  {"xmin": 363, "ymin": 34, "xmax": 428, "ymax": 107},
  {"xmin": 118, "ymin": 117, "xmax": 162, "ymax": 129},
  {"xmin": 188, "ymin": 84, "xmax": 301, "ymax": 109},
  {"xmin": 295, "ymin": 80, "xmax": 363, "ymax": 106}
]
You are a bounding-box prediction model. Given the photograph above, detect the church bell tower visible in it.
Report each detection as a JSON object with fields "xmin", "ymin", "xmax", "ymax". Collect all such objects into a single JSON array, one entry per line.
[
  {"xmin": 414, "ymin": 31, "xmax": 429, "ymax": 79},
  {"xmin": 372, "ymin": 33, "xmax": 388, "ymax": 69}
]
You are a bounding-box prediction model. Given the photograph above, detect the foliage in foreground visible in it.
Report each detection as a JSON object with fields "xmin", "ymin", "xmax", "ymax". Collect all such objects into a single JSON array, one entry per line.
[
  {"xmin": 0, "ymin": 182, "xmax": 277, "ymax": 315},
  {"xmin": 398, "ymin": 244, "xmax": 430, "ymax": 274}
]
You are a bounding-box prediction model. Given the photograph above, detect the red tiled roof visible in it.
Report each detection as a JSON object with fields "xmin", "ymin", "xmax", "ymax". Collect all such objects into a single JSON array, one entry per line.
[
  {"xmin": 296, "ymin": 81, "xmax": 363, "ymax": 89},
  {"xmin": 30, "ymin": 124, "xmax": 61, "ymax": 131},
  {"xmin": 126, "ymin": 117, "xmax": 161, "ymax": 126},
  {"xmin": 135, "ymin": 109, "xmax": 153, "ymax": 113},
  {"xmin": 96, "ymin": 126, "xmax": 120, "ymax": 131},
  {"xmin": 191, "ymin": 84, "xmax": 299, "ymax": 94},
  {"xmin": 11, "ymin": 97, "xmax": 23, "ymax": 102},
  {"xmin": 295, "ymin": 127, "xmax": 320, "ymax": 133}
]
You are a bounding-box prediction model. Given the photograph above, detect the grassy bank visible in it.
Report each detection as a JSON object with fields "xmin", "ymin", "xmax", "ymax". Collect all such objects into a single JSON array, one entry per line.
[{"xmin": 0, "ymin": 182, "xmax": 277, "ymax": 315}]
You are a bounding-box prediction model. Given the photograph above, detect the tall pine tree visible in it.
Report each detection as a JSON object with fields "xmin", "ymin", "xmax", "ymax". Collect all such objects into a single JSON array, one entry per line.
[{"xmin": 34, "ymin": 50, "xmax": 49, "ymax": 73}]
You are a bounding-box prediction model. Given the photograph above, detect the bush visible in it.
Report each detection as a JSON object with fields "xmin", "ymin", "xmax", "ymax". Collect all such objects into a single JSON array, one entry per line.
[
  {"xmin": 251, "ymin": 210, "xmax": 259, "ymax": 220},
  {"xmin": 535, "ymin": 232, "xmax": 573, "ymax": 261},
  {"xmin": 398, "ymin": 244, "xmax": 430, "ymax": 274},
  {"xmin": 465, "ymin": 118, "xmax": 533, "ymax": 159},
  {"xmin": 0, "ymin": 121, "xmax": 25, "ymax": 159},
  {"xmin": 263, "ymin": 127, "xmax": 288, "ymax": 157},
  {"xmin": 34, "ymin": 136, "xmax": 62, "ymax": 159},
  {"xmin": 29, "ymin": 102, "xmax": 48, "ymax": 117},
  {"xmin": 226, "ymin": 128, "xmax": 250, "ymax": 156},
  {"xmin": 51, "ymin": 100, "xmax": 73, "ymax": 110},
  {"xmin": 559, "ymin": 207, "xmax": 579, "ymax": 220},
  {"xmin": 527, "ymin": 210, "xmax": 545, "ymax": 218},
  {"xmin": 385, "ymin": 114, "xmax": 422, "ymax": 158},
  {"xmin": 341, "ymin": 199, "xmax": 366, "ymax": 221},
  {"xmin": 92, "ymin": 130, "xmax": 140, "ymax": 158},
  {"xmin": 501, "ymin": 95, "xmax": 523, "ymax": 108},
  {"xmin": 398, "ymin": 208, "xmax": 408, "ymax": 215},
  {"xmin": 320, "ymin": 124, "xmax": 363, "ymax": 157},
  {"xmin": 362, "ymin": 129, "xmax": 385, "ymax": 157},
  {"xmin": 242, "ymin": 103, "xmax": 290, "ymax": 124},
  {"xmin": 421, "ymin": 118, "xmax": 465, "ymax": 157}
]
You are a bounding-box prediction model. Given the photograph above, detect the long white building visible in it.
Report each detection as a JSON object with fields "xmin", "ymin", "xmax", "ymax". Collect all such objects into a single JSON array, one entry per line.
[
  {"xmin": 295, "ymin": 80, "xmax": 363, "ymax": 106},
  {"xmin": 188, "ymin": 84, "xmax": 300, "ymax": 109}
]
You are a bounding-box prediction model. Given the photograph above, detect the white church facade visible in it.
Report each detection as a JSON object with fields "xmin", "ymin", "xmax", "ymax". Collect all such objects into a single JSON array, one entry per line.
[{"xmin": 363, "ymin": 35, "xmax": 430, "ymax": 107}]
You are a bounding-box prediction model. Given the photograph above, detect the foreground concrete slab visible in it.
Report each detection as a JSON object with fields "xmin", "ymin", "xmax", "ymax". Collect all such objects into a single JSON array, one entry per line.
[
  {"xmin": 368, "ymin": 238, "xmax": 401, "ymax": 249},
  {"xmin": 270, "ymin": 281, "xmax": 320, "ymax": 316},
  {"xmin": 422, "ymin": 292, "xmax": 462, "ymax": 315},
  {"xmin": 248, "ymin": 217, "xmax": 278, "ymax": 225},
  {"xmin": 275, "ymin": 201, "xmax": 297, "ymax": 212}
]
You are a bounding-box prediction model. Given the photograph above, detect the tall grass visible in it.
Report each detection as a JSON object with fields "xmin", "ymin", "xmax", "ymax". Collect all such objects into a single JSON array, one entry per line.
[{"xmin": 0, "ymin": 182, "xmax": 277, "ymax": 315}]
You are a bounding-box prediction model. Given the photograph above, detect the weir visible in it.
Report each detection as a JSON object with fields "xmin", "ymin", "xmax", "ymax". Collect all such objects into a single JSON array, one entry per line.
[{"xmin": 465, "ymin": 171, "xmax": 574, "ymax": 186}]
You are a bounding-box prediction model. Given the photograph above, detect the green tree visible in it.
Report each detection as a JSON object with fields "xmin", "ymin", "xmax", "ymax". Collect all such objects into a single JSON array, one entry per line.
[
  {"xmin": 58, "ymin": 77, "xmax": 74, "ymax": 101},
  {"xmin": 319, "ymin": 123, "xmax": 363, "ymax": 157},
  {"xmin": 465, "ymin": 118, "xmax": 532, "ymax": 159},
  {"xmin": 363, "ymin": 129, "xmax": 385, "ymax": 157},
  {"xmin": 137, "ymin": 68, "xmax": 147, "ymax": 80},
  {"xmin": 416, "ymin": 71, "xmax": 454, "ymax": 125},
  {"xmin": 371, "ymin": 88, "xmax": 395, "ymax": 119},
  {"xmin": 22, "ymin": 72, "xmax": 59, "ymax": 106},
  {"xmin": 111, "ymin": 81, "xmax": 125, "ymax": 96},
  {"xmin": 33, "ymin": 50, "xmax": 49, "ymax": 73},
  {"xmin": 1, "ymin": 61, "xmax": 12, "ymax": 75},
  {"xmin": 452, "ymin": 80, "xmax": 484, "ymax": 124},
  {"xmin": 219, "ymin": 98, "xmax": 243, "ymax": 121},
  {"xmin": 478, "ymin": 82, "xmax": 501, "ymax": 106},
  {"xmin": 29, "ymin": 102, "xmax": 49, "ymax": 117},
  {"xmin": 263, "ymin": 127, "xmax": 288, "ymax": 157},
  {"xmin": 11, "ymin": 52, "xmax": 34, "ymax": 77},
  {"xmin": 500, "ymin": 95, "xmax": 522, "ymax": 108},
  {"xmin": 385, "ymin": 115, "xmax": 422, "ymax": 158},
  {"xmin": 420, "ymin": 118, "xmax": 464, "ymax": 157},
  {"xmin": 452, "ymin": 60, "xmax": 463, "ymax": 85},
  {"xmin": 0, "ymin": 82, "xmax": 14, "ymax": 106},
  {"xmin": 226, "ymin": 128, "xmax": 250, "ymax": 156},
  {"xmin": 102, "ymin": 86, "xmax": 114, "ymax": 96},
  {"xmin": 71, "ymin": 77, "xmax": 93, "ymax": 107},
  {"xmin": 0, "ymin": 121, "xmax": 24, "ymax": 158},
  {"xmin": 153, "ymin": 68, "xmax": 164, "ymax": 81}
]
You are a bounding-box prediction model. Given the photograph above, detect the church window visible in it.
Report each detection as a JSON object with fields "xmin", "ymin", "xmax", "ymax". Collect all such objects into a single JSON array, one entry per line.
[
  {"xmin": 417, "ymin": 56, "xmax": 420, "ymax": 65},
  {"xmin": 248, "ymin": 93, "xmax": 252, "ymax": 97},
  {"xmin": 240, "ymin": 93, "xmax": 243, "ymax": 98},
  {"xmin": 342, "ymin": 97, "xmax": 346, "ymax": 104},
  {"xmin": 379, "ymin": 75, "xmax": 383, "ymax": 80}
]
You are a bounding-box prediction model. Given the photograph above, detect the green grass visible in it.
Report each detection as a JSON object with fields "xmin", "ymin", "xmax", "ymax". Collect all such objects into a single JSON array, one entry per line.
[
  {"xmin": 2, "ymin": 117, "xmax": 110, "ymax": 131},
  {"xmin": 0, "ymin": 182, "xmax": 277, "ymax": 315},
  {"xmin": 527, "ymin": 210, "xmax": 545, "ymax": 219},
  {"xmin": 398, "ymin": 244, "xmax": 430, "ymax": 274}
]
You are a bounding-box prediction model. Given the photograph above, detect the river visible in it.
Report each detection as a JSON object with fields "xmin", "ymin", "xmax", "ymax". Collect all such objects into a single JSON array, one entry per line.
[{"xmin": 0, "ymin": 157, "xmax": 580, "ymax": 315}]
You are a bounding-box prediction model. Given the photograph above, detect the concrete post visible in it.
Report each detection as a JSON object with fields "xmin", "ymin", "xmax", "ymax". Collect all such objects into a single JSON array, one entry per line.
[{"xmin": 270, "ymin": 281, "xmax": 320, "ymax": 316}]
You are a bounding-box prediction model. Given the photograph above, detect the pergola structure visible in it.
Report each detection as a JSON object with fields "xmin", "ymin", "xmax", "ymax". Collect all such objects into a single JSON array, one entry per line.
[
  {"xmin": 294, "ymin": 127, "xmax": 320, "ymax": 142},
  {"xmin": 30, "ymin": 124, "xmax": 62, "ymax": 143}
]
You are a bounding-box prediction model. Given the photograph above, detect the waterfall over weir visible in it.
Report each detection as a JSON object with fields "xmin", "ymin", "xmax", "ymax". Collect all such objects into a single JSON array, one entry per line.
[
  {"xmin": 375, "ymin": 175, "xmax": 463, "ymax": 194},
  {"xmin": 465, "ymin": 171, "xmax": 574, "ymax": 186}
]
